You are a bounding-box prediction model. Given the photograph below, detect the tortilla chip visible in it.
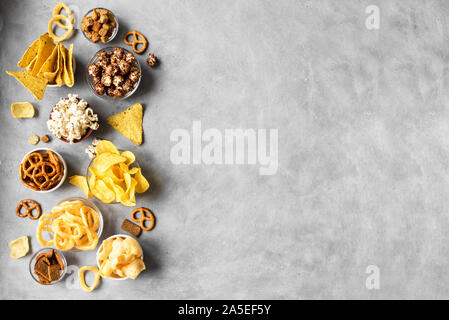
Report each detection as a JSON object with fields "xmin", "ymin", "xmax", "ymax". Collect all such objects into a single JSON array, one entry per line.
[
  {"xmin": 66, "ymin": 44, "xmax": 74, "ymax": 87},
  {"xmin": 31, "ymin": 33, "xmax": 55, "ymax": 76},
  {"xmin": 11, "ymin": 102, "xmax": 35, "ymax": 118},
  {"xmin": 55, "ymin": 45, "xmax": 64, "ymax": 87},
  {"xmin": 107, "ymin": 104, "xmax": 143, "ymax": 146},
  {"xmin": 17, "ymin": 38, "xmax": 40, "ymax": 68},
  {"xmin": 61, "ymin": 45, "xmax": 72, "ymax": 87},
  {"xmin": 26, "ymin": 56, "xmax": 37, "ymax": 71},
  {"xmin": 6, "ymin": 70, "xmax": 47, "ymax": 100},
  {"xmin": 39, "ymin": 43, "xmax": 60, "ymax": 84}
]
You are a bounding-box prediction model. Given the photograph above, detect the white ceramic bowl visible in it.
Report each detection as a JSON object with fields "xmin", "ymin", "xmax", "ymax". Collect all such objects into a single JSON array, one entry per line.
[
  {"xmin": 96, "ymin": 234, "xmax": 144, "ymax": 280},
  {"xmin": 20, "ymin": 148, "xmax": 67, "ymax": 193}
]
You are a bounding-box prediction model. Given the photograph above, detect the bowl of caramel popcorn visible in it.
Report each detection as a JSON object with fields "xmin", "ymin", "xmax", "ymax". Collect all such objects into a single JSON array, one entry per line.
[{"xmin": 87, "ymin": 47, "xmax": 142, "ymax": 100}]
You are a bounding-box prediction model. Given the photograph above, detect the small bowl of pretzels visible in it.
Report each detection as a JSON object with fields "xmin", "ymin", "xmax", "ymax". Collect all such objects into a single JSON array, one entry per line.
[{"xmin": 19, "ymin": 148, "xmax": 67, "ymax": 193}]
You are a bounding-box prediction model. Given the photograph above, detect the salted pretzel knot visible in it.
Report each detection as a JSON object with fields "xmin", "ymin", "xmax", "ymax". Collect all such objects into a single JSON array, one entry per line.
[
  {"xmin": 130, "ymin": 207, "xmax": 155, "ymax": 231},
  {"xmin": 123, "ymin": 31, "xmax": 148, "ymax": 54},
  {"xmin": 16, "ymin": 199, "xmax": 42, "ymax": 220}
]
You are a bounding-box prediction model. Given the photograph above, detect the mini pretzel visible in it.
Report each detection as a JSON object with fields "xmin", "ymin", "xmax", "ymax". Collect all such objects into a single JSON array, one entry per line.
[
  {"xmin": 16, "ymin": 199, "xmax": 42, "ymax": 220},
  {"xmin": 123, "ymin": 31, "xmax": 148, "ymax": 54},
  {"xmin": 130, "ymin": 207, "xmax": 155, "ymax": 231}
]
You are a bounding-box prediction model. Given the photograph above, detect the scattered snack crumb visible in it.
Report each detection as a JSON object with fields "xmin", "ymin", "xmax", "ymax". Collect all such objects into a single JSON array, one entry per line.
[
  {"xmin": 121, "ymin": 219, "xmax": 142, "ymax": 237},
  {"xmin": 79, "ymin": 266, "xmax": 101, "ymax": 292},
  {"xmin": 11, "ymin": 102, "xmax": 35, "ymax": 118},
  {"xmin": 28, "ymin": 134, "xmax": 40, "ymax": 145},
  {"xmin": 9, "ymin": 236, "xmax": 29, "ymax": 259},
  {"xmin": 146, "ymin": 53, "xmax": 157, "ymax": 67},
  {"xmin": 40, "ymin": 134, "xmax": 50, "ymax": 143}
]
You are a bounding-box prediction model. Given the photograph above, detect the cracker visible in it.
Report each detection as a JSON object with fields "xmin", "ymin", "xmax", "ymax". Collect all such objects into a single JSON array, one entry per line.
[{"xmin": 121, "ymin": 219, "xmax": 142, "ymax": 237}]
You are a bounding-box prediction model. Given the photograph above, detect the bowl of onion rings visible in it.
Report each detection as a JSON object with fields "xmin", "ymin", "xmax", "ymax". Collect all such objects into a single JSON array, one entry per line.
[{"xmin": 36, "ymin": 197, "xmax": 103, "ymax": 252}]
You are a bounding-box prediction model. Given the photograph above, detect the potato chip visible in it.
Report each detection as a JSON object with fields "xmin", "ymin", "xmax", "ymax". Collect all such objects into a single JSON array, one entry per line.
[
  {"xmin": 6, "ymin": 70, "xmax": 48, "ymax": 100},
  {"xmin": 107, "ymin": 103, "xmax": 143, "ymax": 146},
  {"xmin": 96, "ymin": 140, "xmax": 120, "ymax": 155},
  {"xmin": 121, "ymin": 151, "xmax": 136, "ymax": 165},
  {"xmin": 122, "ymin": 258, "xmax": 146, "ymax": 279},
  {"xmin": 11, "ymin": 102, "xmax": 35, "ymax": 118},
  {"xmin": 31, "ymin": 33, "xmax": 56, "ymax": 76},
  {"xmin": 94, "ymin": 153, "xmax": 127, "ymax": 172},
  {"xmin": 135, "ymin": 168, "xmax": 150, "ymax": 193},
  {"xmin": 69, "ymin": 175, "xmax": 93, "ymax": 198},
  {"xmin": 9, "ymin": 236, "xmax": 29, "ymax": 259},
  {"xmin": 94, "ymin": 180, "xmax": 116, "ymax": 203},
  {"xmin": 17, "ymin": 38, "xmax": 40, "ymax": 68}
]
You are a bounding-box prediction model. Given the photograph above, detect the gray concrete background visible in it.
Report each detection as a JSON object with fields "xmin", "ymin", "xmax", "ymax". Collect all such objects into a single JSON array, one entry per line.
[{"xmin": 1, "ymin": 0, "xmax": 449, "ymax": 299}]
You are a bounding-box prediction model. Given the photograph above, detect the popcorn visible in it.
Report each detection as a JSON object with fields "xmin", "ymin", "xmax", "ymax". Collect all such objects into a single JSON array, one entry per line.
[{"xmin": 47, "ymin": 94, "xmax": 99, "ymax": 144}]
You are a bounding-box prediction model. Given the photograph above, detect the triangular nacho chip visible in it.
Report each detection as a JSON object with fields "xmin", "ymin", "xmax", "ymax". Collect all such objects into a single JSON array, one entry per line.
[
  {"xmin": 6, "ymin": 70, "xmax": 48, "ymax": 100},
  {"xmin": 55, "ymin": 44, "xmax": 64, "ymax": 87},
  {"xmin": 17, "ymin": 38, "xmax": 40, "ymax": 68},
  {"xmin": 39, "ymin": 43, "xmax": 60, "ymax": 84},
  {"xmin": 107, "ymin": 104, "xmax": 143, "ymax": 146},
  {"xmin": 31, "ymin": 33, "xmax": 55, "ymax": 76}
]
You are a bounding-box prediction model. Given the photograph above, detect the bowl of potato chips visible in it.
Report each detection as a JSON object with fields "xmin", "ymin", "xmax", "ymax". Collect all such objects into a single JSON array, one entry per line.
[
  {"xmin": 96, "ymin": 234, "xmax": 146, "ymax": 280},
  {"xmin": 82, "ymin": 140, "xmax": 149, "ymax": 206}
]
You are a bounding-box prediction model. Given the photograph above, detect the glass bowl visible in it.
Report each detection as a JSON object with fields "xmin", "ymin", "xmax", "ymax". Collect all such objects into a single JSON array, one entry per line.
[
  {"xmin": 96, "ymin": 234, "xmax": 144, "ymax": 280},
  {"xmin": 29, "ymin": 248, "xmax": 67, "ymax": 285},
  {"xmin": 38, "ymin": 197, "xmax": 103, "ymax": 252},
  {"xmin": 81, "ymin": 8, "xmax": 119, "ymax": 44},
  {"xmin": 86, "ymin": 153, "xmax": 141, "ymax": 204},
  {"xmin": 86, "ymin": 47, "xmax": 141, "ymax": 101},
  {"xmin": 20, "ymin": 148, "xmax": 67, "ymax": 193}
]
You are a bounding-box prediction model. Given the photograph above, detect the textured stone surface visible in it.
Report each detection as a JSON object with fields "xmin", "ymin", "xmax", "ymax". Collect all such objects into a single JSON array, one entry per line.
[{"xmin": 2, "ymin": 0, "xmax": 449, "ymax": 299}]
